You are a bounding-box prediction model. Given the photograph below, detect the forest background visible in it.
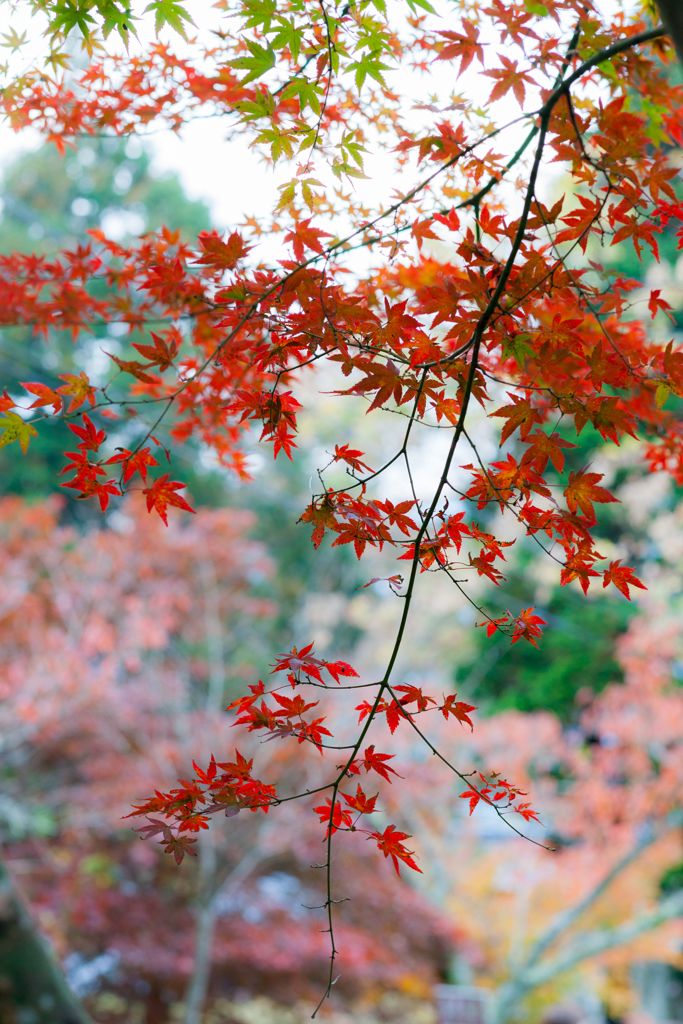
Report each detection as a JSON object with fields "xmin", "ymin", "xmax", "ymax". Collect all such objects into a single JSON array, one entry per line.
[{"xmin": 3, "ymin": 4, "xmax": 683, "ymax": 1024}]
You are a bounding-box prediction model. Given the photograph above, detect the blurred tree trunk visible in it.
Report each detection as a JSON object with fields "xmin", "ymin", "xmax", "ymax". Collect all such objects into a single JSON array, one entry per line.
[
  {"xmin": 0, "ymin": 857, "xmax": 94, "ymax": 1024},
  {"xmin": 656, "ymin": 1, "xmax": 683, "ymax": 65}
]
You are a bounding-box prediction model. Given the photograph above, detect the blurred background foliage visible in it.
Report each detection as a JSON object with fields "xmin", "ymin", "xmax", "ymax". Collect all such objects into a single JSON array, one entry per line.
[
  {"xmin": 2, "ymin": 136, "xmax": 683, "ymax": 1024},
  {"xmin": 0, "ymin": 132, "xmax": 675, "ymax": 725}
]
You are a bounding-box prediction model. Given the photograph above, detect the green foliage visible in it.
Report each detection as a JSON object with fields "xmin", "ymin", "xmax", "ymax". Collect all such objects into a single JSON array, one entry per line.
[
  {"xmin": 225, "ymin": 453, "xmax": 366, "ymax": 652},
  {"xmin": 0, "ymin": 136, "xmax": 210, "ymax": 255},
  {"xmin": 458, "ymin": 572, "xmax": 633, "ymax": 721},
  {"xmin": 0, "ymin": 138, "xmax": 214, "ymax": 515},
  {"xmin": 660, "ymin": 859, "xmax": 683, "ymax": 894},
  {"xmin": 24, "ymin": 0, "xmax": 192, "ymax": 46}
]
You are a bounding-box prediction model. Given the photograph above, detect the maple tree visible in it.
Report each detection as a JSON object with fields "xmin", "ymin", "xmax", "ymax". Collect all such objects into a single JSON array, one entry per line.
[
  {"xmin": 0, "ymin": 495, "xmax": 451, "ymax": 1023},
  {"xmin": 390, "ymin": 615, "xmax": 683, "ymax": 1023},
  {"xmin": 1, "ymin": 0, "xmax": 683, "ymax": 1005}
]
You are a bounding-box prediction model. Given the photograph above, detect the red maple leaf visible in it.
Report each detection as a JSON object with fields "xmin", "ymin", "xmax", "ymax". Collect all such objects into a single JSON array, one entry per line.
[
  {"xmin": 341, "ymin": 785, "xmax": 378, "ymax": 815},
  {"xmin": 131, "ymin": 329, "xmax": 180, "ymax": 371},
  {"xmin": 21, "ymin": 382, "xmax": 63, "ymax": 414},
  {"xmin": 439, "ymin": 694, "xmax": 476, "ymax": 729},
  {"xmin": 510, "ymin": 606, "xmax": 547, "ymax": 647},
  {"xmin": 350, "ymin": 745, "xmax": 402, "ymax": 783},
  {"xmin": 143, "ymin": 475, "xmax": 195, "ymax": 526},
  {"xmin": 368, "ymin": 824, "xmax": 421, "ymax": 875},
  {"xmin": 106, "ymin": 447, "xmax": 159, "ymax": 483},
  {"xmin": 333, "ymin": 443, "xmax": 373, "ymax": 474},
  {"xmin": 313, "ymin": 798, "xmax": 353, "ymax": 835},
  {"xmin": 193, "ymin": 230, "xmax": 252, "ymax": 269},
  {"xmin": 68, "ymin": 413, "xmax": 106, "ymax": 452},
  {"xmin": 284, "ymin": 219, "xmax": 332, "ymax": 261},
  {"xmin": 602, "ymin": 560, "xmax": 646, "ymax": 600},
  {"xmin": 435, "ymin": 21, "xmax": 484, "ymax": 76}
]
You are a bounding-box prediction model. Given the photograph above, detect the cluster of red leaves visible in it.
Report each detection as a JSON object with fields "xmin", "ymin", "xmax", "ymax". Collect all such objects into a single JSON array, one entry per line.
[
  {"xmin": 4, "ymin": 0, "xmax": 682, "ymax": 928},
  {"xmin": 355, "ymin": 685, "xmax": 476, "ymax": 734},
  {"xmin": 127, "ymin": 750, "xmax": 277, "ymax": 862},
  {"xmin": 129, "ymin": 641, "xmax": 532, "ymax": 870},
  {"xmin": 460, "ymin": 771, "xmax": 541, "ymax": 825}
]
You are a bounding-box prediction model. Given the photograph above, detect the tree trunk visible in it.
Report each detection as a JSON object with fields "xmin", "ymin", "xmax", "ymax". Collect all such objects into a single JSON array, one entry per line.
[
  {"xmin": 0, "ymin": 857, "xmax": 95, "ymax": 1024},
  {"xmin": 183, "ymin": 831, "xmax": 218, "ymax": 1024},
  {"xmin": 183, "ymin": 898, "xmax": 218, "ymax": 1024},
  {"xmin": 656, "ymin": 1, "xmax": 683, "ymax": 65}
]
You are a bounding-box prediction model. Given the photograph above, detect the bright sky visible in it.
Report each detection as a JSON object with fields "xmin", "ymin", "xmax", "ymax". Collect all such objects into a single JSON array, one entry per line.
[{"xmin": 0, "ymin": 0, "xmax": 563, "ymax": 236}]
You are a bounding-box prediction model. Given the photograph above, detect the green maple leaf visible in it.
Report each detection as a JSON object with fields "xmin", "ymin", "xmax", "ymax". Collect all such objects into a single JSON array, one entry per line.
[
  {"xmin": 1, "ymin": 27, "xmax": 29, "ymax": 52},
  {"xmin": 230, "ymin": 41, "xmax": 276, "ymax": 84},
  {"xmin": 0, "ymin": 411, "xmax": 38, "ymax": 454},
  {"xmin": 143, "ymin": 0, "xmax": 194, "ymax": 39}
]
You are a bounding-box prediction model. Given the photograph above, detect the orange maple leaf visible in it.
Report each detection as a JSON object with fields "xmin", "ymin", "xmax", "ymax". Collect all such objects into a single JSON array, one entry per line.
[
  {"xmin": 564, "ymin": 470, "xmax": 618, "ymax": 521},
  {"xmin": 482, "ymin": 55, "xmax": 535, "ymax": 105},
  {"xmin": 57, "ymin": 372, "xmax": 97, "ymax": 413}
]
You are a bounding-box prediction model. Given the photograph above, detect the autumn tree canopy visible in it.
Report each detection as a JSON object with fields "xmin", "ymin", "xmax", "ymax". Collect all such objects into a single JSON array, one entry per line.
[{"xmin": 1, "ymin": 0, "xmax": 683, "ymax": 1006}]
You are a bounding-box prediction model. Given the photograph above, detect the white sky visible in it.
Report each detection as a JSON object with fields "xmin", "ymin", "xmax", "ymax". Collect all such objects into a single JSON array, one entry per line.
[{"xmin": 0, "ymin": 0, "xmax": 588, "ymax": 238}]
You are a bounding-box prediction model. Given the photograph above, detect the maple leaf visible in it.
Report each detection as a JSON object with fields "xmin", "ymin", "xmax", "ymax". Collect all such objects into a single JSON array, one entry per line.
[
  {"xmin": 584, "ymin": 396, "xmax": 637, "ymax": 445},
  {"xmin": 393, "ymin": 685, "xmax": 434, "ymax": 711},
  {"xmin": 0, "ymin": 411, "xmax": 38, "ymax": 454},
  {"xmin": 73, "ymin": 478, "xmax": 122, "ymax": 512},
  {"xmin": 358, "ymin": 574, "xmax": 404, "ymax": 592},
  {"xmin": 560, "ymin": 552, "xmax": 601, "ymax": 595},
  {"xmin": 478, "ymin": 614, "xmax": 511, "ymax": 638},
  {"xmin": 271, "ymin": 692, "xmax": 319, "ymax": 717},
  {"xmin": 299, "ymin": 495, "xmax": 338, "ymax": 549},
  {"xmin": 323, "ymin": 659, "xmax": 359, "ymax": 684},
  {"xmin": 648, "ymin": 289, "xmax": 674, "ymax": 321},
  {"xmin": 0, "ymin": 391, "xmax": 15, "ymax": 414},
  {"xmin": 375, "ymin": 499, "xmax": 418, "ymax": 536},
  {"xmin": 510, "ymin": 606, "xmax": 547, "ymax": 647},
  {"xmin": 108, "ymin": 353, "xmax": 162, "ymax": 386},
  {"xmin": 602, "ymin": 560, "xmax": 646, "ymax": 600},
  {"xmin": 435, "ymin": 21, "xmax": 484, "ymax": 76},
  {"xmin": 483, "ymin": 55, "xmax": 535, "ymax": 105},
  {"xmin": 193, "ymin": 230, "xmax": 252, "ymax": 270},
  {"xmin": 21, "ymin": 382, "xmax": 63, "ymax": 414},
  {"xmin": 313, "ymin": 798, "xmax": 353, "ymax": 835},
  {"xmin": 564, "ymin": 471, "xmax": 618, "ymax": 521},
  {"xmin": 271, "ymin": 643, "xmax": 325, "ymax": 681},
  {"xmin": 459, "ymin": 788, "xmax": 482, "ymax": 815},
  {"xmin": 341, "ymin": 785, "xmax": 377, "ymax": 815},
  {"xmin": 368, "ymin": 824, "xmax": 421, "ymax": 876},
  {"xmin": 514, "ymin": 802, "xmax": 542, "ymax": 824},
  {"xmin": 143, "ymin": 474, "xmax": 195, "ymax": 526},
  {"xmin": 68, "ymin": 414, "xmax": 105, "ymax": 452},
  {"xmin": 412, "ymin": 218, "xmax": 439, "ymax": 249},
  {"xmin": 468, "ymin": 551, "xmax": 506, "ymax": 585},
  {"xmin": 521, "ymin": 430, "xmax": 578, "ymax": 473},
  {"xmin": 131, "ymin": 329, "xmax": 180, "ymax": 371},
  {"xmin": 440, "ymin": 694, "xmax": 476, "ymax": 729},
  {"xmin": 163, "ymin": 833, "xmax": 199, "ymax": 864},
  {"xmin": 444, "ymin": 512, "xmax": 470, "ymax": 551},
  {"xmin": 434, "ymin": 209, "xmax": 461, "ymax": 232},
  {"xmin": 106, "ymin": 447, "xmax": 159, "ymax": 483},
  {"xmin": 57, "ymin": 372, "xmax": 97, "ymax": 413},
  {"xmin": 356, "ymin": 745, "xmax": 402, "ymax": 783},
  {"xmin": 333, "ymin": 443, "xmax": 373, "ymax": 474},
  {"xmin": 611, "ymin": 217, "xmax": 659, "ymax": 261},
  {"xmin": 555, "ymin": 195, "xmax": 603, "ymax": 253},
  {"xmin": 490, "ymin": 394, "xmax": 543, "ymax": 443},
  {"xmin": 300, "ymin": 717, "xmax": 333, "ymax": 751},
  {"xmin": 284, "ymin": 219, "xmax": 332, "ymax": 262}
]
